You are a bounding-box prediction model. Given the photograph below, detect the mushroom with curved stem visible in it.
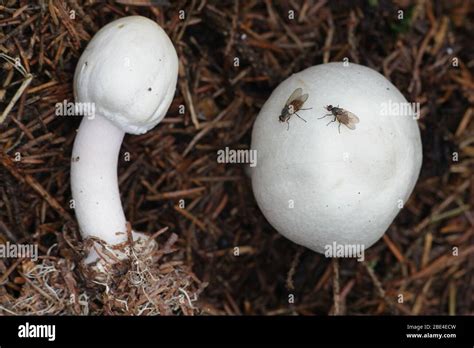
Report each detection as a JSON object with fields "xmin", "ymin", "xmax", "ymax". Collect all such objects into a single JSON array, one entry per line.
[
  {"xmin": 70, "ymin": 16, "xmax": 178, "ymax": 264},
  {"xmin": 250, "ymin": 62, "xmax": 422, "ymax": 256}
]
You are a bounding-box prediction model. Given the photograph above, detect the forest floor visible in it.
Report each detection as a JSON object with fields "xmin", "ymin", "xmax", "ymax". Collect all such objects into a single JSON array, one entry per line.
[{"xmin": 0, "ymin": 0, "xmax": 473, "ymax": 315}]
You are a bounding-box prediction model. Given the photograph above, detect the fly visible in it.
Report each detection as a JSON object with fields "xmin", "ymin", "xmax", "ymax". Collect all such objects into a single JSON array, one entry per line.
[
  {"xmin": 279, "ymin": 88, "xmax": 312, "ymax": 130},
  {"xmin": 318, "ymin": 105, "xmax": 360, "ymax": 133}
]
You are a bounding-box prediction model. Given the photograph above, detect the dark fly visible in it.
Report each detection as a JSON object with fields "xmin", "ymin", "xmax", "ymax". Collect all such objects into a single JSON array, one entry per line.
[
  {"xmin": 279, "ymin": 88, "xmax": 312, "ymax": 130},
  {"xmin": 318, "ymin": 105, "xmax": 360, "ymax": 133}
]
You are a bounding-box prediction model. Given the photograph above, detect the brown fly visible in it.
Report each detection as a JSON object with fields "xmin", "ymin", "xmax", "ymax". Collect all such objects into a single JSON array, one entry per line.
[
  {"xmin": 279, "ymin": 88, "xmax": 312, "ymax": 130},
  {"xmin": 318, "ymin": 105, "xmax": 360, "ymax": 133}
]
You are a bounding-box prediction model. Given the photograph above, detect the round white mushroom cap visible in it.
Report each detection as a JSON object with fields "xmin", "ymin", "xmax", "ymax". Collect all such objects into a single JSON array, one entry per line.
[
  {"xmin": 251, "ymin": 62, "xmax": 422, "ymax": 254},
  {"xmin": 74, "ymin": 16, "xmax": 178, "ymax": 134}
]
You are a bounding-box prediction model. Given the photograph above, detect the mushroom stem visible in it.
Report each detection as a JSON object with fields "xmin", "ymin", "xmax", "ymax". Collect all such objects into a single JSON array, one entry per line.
[{"xmin": 71, "ymin": 114, "xmax": 127, "ymax": 263}]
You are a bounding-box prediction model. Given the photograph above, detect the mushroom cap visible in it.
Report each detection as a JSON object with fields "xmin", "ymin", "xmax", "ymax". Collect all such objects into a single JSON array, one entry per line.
[
  {"xmin": 74, "ymin": 16, "xmax": 178, "ymax": 134},
  {"xmin": 251, "ymin": 62, "xmax": 422, "ymax": 254}
]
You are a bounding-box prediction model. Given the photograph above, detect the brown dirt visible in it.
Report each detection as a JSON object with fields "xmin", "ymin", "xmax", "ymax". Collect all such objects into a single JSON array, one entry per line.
[{"xmin": 0, "ymin": 0, "xmax": 473, "ymax": 315}]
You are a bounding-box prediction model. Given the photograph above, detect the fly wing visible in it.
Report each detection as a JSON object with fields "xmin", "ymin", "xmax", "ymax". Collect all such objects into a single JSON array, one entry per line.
[
  {"xmin": 299, "ymin": 93, "xmax": 309, "ymax": 103},
  {"xmin": 345, "ymin": 111, "xmax": 360, "ymax": 130},
  {"xmin": 286, "ymin": 88, "xmax": 303, "ymax": 105}
]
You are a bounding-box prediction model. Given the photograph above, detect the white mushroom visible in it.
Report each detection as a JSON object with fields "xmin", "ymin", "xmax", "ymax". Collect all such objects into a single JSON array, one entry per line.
[
  {"xmin": 250, "ymin": 62, "xmax": 422, "ymax": 255},
  {"xmin": 71, "ymin": 16, "xmax": 178, "ymax": 263}
]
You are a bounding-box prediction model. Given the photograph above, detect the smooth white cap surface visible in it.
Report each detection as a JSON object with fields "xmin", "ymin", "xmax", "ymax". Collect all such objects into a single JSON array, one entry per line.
[
  {"xmin": 74, "ymin": 16, "xmax": 178, "ymax": 134},
  {"xmin": 251, "ymin": 62, "xmax": 422, "ymax": 254}
]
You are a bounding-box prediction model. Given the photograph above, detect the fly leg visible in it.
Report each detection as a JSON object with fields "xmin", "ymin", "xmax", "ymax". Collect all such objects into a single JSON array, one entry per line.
[
  {"xmin": 338, "ymin": 122, "xmax": 341, "ymax": 133},
  {"xmin": 318, "ymin": 113, "xmax": 333, "ymax": 119},
  {"xmin": 326, "ymin": 116, "xmax": 337, "ymax": 126},
  {"xmin": 294, "ymin": 112, "xmax": 307, "ymax": 122},
  {"xmin": 286, "ymin": 120, "xmax": 290, "ymax": 131}
]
